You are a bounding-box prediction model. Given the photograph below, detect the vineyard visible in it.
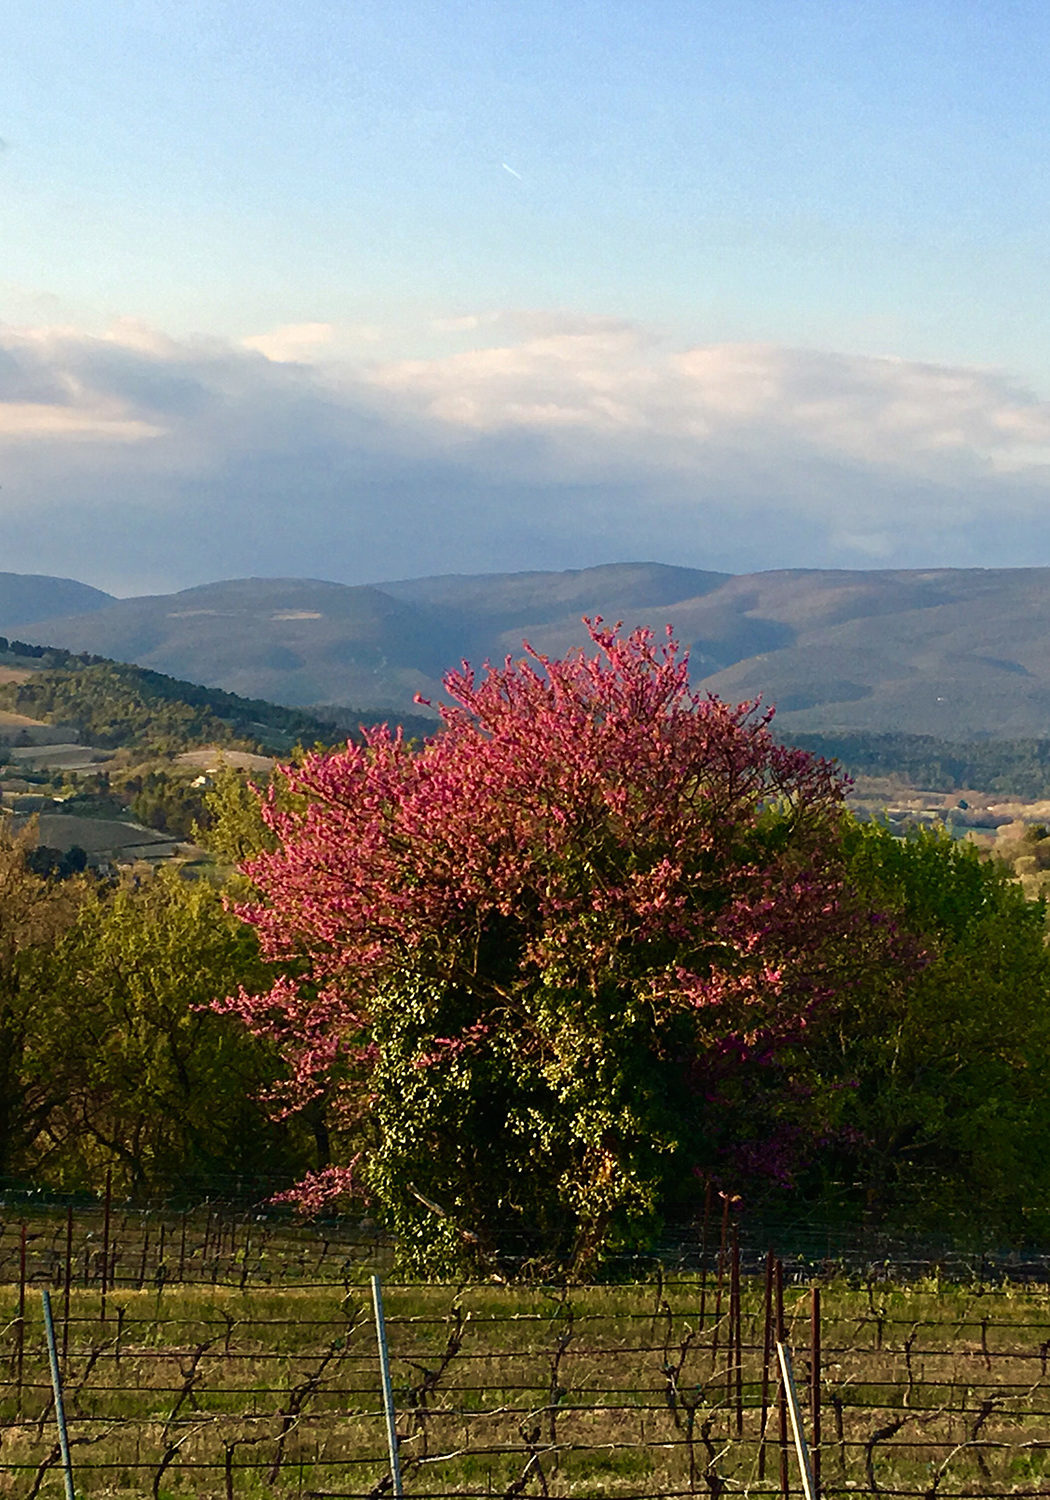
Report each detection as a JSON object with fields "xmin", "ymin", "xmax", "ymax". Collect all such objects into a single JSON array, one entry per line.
[{"xmin": 5, "ymin": 1200, "xmax": 1050, "ymax": 1497}]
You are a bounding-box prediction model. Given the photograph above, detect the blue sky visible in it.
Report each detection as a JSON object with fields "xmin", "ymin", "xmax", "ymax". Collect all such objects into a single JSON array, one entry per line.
[{"xmin": 5, "ymin": 1, "xmax": 1050, "ymax": 592}]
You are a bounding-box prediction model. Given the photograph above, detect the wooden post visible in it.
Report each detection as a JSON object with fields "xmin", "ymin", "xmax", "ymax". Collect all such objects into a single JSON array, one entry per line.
[
  {"xmin": 100, "ymin": 1167, "xmax": 112, "ymax": 1324},
  {"xmin": 699, "ymin": 1179, "xmax": 713, "ymax": 1333},
  {"xmin": 758, "ymin": 1248, "xmax": 774, "ymax": 1480},
  {"xmin": 240, "ymin": 1223, "xmax": 252, "ymax": 1291},
  {"xmin": 730, "ymin": 1226, "xmax": 743, "ymax": 1435},
  {"xmin": 725, "ymin": 1228, "xmax": 736, "ymax": 1413},
  {"xmin": 711, "ymin": 1194, "xmax": 730, "ymax": 1372},
  {"xmin": 15, "ymin": 1221, "xmax": 27, "ymax": 1412},
  {"xmin": 62, "ymin": 1204, "xmax": 73, "ymax": 1365}
]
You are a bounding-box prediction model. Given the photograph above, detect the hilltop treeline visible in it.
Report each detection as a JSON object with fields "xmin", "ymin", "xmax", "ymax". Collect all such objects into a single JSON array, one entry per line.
[
  {"xmin": 1, "ymin": 661, "xmax": 242, "ymax": 752},
  {"xmin": 792, "ymin": 729, "xmax": 1050, "ymax": 799}
]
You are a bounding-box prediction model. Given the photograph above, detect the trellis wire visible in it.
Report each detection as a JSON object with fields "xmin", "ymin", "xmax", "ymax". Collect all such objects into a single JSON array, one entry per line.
[{"xmin": 10, "ymin": 1199, "xmax": 1050, "ymax": 1495}]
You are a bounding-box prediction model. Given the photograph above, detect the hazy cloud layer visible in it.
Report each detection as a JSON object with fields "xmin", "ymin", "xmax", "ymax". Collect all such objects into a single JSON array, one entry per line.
[{"xmin": 3, "ymin": 315, "xmax": 1050, "ymax": 595}]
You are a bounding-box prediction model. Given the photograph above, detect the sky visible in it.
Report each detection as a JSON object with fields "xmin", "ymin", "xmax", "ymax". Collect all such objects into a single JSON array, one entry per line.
[{"xmin": 5, "ymin": 0, "xmax": 1050, "ymax": 595}]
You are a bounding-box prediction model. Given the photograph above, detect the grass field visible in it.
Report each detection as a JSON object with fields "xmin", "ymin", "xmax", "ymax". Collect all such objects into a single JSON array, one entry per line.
[{"xmin": 6, "ymin": 1201, "xmax": 1050, "ymax": 1498}]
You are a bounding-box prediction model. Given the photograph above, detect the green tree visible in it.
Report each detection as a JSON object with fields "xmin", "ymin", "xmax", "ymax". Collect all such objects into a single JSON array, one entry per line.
[
  {"xmin": 129, "ymin": 768, "xmax": 207, "ymax": 838},
  {"xmin": 227, "ymin": 625, "xmax": 904, "ymax": 1274},
  {"xmin": 193, "ymin": 761, "xmax": 275, "ymax": 867},
  {"xmin": 22, "ymin": 870, "xmax": 311, "ymax": 1196},
  {"xmin": 0, "ymin": 823, "xmax": 84, "ymax": 1178},
  {"xmin": 819, "ymin": 820, "xmax": 1050, "ymax": 1237}
]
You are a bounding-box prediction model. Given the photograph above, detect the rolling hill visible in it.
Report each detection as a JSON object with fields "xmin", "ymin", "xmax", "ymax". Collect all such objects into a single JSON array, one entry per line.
[
  {"xmin": 6, "ymin": 563, "xmax": 1050, "ymax": 740},
  {"xmin": 2, "ymin": 576, "xmax": 457, "ymax": 715},
  {"xmin": 0, "ymin": 572, "xmax": 114, "ymax": 625}
]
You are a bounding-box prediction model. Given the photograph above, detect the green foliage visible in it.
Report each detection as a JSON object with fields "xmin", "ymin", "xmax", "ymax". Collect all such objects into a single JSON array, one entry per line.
[
  {"xmin": 127, "ymin": 768, "xmax": 207, "ymax": 838},
  {"xmin": 9, "ymin": 867, "xmax": 313, "ymax": 1196},
  {"xmin": 25, "ymin": 843, "xmax": 88, "ymax": 879},
  {"xmin": 362, "ymin": 973, "xmax": 684, "ymax": 1276},
  {"xmin": 193, "ymin": 762, "xmax": 276, "ymax": 866},
  {"xmin": 791, "ymin": 729, "xmax": 1050, "ymax": 799},
  {"xmin": 0, "ymin": 823, "xmax": 84, "ymax": 1178},
  {"xmin": 0, "ymin": 809, "xmax": 317, "ymax": 1197},
  {"xmin": 818, "ymin": 819, "xmax": 1050, "ymax": 1237}
]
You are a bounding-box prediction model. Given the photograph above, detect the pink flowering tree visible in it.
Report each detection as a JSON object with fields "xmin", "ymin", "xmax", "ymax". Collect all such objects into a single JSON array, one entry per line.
[{"xmin": 223, "ymin": 622, "xmax": 894, "ymax": 1273}]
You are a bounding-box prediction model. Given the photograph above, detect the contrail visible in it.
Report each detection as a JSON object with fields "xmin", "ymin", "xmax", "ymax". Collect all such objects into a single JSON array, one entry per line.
[{"xmin": 501, "ymin": 162, "xmax": 523, "ymax": 180}]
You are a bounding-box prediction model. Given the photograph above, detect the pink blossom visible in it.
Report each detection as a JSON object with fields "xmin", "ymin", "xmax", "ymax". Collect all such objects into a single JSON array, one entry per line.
[{"xmin": 223, "ymin": 620, "xmax": 891, "ymax": 1211}]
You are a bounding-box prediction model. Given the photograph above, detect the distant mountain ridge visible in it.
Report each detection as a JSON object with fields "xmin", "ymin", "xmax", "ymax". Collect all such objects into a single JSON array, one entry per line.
[
  {"xmin": 6, "ymin": 562, "xmax": 1050, "ymax": 740},
  {"xmin": 0, "ymin": 572, "xmax": 114, "ymax": 626}
]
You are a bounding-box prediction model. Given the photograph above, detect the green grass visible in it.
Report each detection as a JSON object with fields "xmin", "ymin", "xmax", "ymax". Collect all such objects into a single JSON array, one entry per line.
[
  {"xmin": 5, "ymin": 1273, "xmax": 1050, "ymax": 1495},
  {"xmin": 6, "ymin": 1205, "xmax": 1050, "ymax": 1495}
]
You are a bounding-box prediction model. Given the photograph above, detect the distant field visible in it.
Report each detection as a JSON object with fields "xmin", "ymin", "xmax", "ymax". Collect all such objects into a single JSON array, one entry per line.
[
  {"xmin": 11, "ymin": 812, "xmax": 177, "ymax": 856},
  {"xmin": 849, "ymin": 776, "xmax": 1050, "ymax": 837},
  {"xmin": 7, "ymin": 743, "xmax": 107, "ymax": 769},
  {"xmin": 175, "ymin": 745, "xmax": 275, "ymax": 772}
]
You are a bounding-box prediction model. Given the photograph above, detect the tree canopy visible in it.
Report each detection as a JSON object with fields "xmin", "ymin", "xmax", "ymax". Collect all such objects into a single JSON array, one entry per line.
[
  {"xmin": 818, "ymin": 820, "xmax": 1050, "ymax": 1238},
  {"xmin": 0, "ymin": 845, "xmax": 313, "ymax": 1196},
  {"xmin": 227, "ymin": 623, "xmax": 907, "ymax": 1272}
]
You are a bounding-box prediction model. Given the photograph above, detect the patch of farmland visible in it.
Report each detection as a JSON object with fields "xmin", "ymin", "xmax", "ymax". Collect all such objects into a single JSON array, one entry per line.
[
  {"xmin": 12, "ymin": 812, "xmax": 181, "ymax": 863},
  {"xmin": 7, "ymin": 743, "xmax": 108, "ymax": 770},
  {"xmin": 0, "ymin": 717, "xmax": 81, "ymax": 746},
  {"xmin": 175, "ymin": 745, "xmax": 274, "ymax": 772}
]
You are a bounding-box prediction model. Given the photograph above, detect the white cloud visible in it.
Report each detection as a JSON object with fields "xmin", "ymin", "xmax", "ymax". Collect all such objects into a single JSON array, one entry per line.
[
  {"xmin": 242, "ymin": 322, "xmax": 335, "ymax": 362},
  {"xmin": 0, "ymin": 402, "xmax": 161, "ymax": 441},
  {"xmin": 373, "ymin": 332, "xmax": 1050, "ymax": 482},
  {"xmin": 429, "ymin": 314, "xmax": 487, "ymax": 334},
  {"xmin": 2, "ymin": 314, "xmax": 1050, "ymax": 593}
]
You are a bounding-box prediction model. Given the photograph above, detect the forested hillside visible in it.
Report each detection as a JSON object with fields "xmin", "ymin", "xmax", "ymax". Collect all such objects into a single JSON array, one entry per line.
[
  {"xmin": 792, "ymin": 730, "xmax": 1050, "ymax": 799},
  {"xmin": 0, "ymin": 637, "xmax": 433, "ymax": 755}
]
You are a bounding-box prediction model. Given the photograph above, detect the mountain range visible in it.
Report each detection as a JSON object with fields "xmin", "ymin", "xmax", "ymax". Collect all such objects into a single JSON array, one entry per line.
[{"xmin": 3, "ymin": 563, "xmax": 1050, "ymax": 740}]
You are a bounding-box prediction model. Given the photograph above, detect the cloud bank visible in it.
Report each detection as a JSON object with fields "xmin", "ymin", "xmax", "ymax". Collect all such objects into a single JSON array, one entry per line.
[{"xmin": 3, "ymin": 313, "xmax": 1050, "ymax": 594}]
